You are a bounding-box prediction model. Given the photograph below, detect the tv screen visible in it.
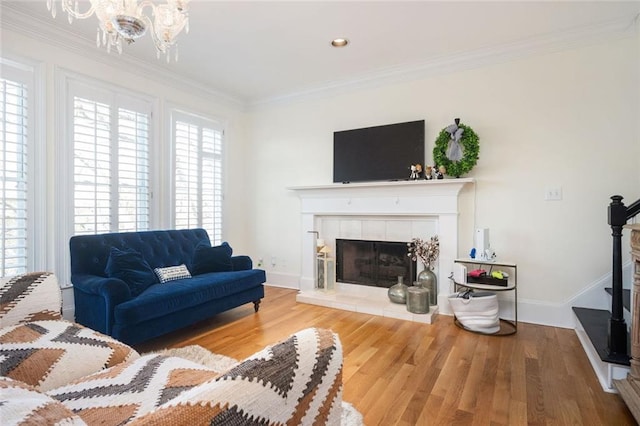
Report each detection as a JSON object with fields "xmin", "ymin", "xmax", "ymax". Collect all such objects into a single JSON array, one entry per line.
[{"xmin": 333, "ymin": 120, "xmax": 425, "ymax": 183}]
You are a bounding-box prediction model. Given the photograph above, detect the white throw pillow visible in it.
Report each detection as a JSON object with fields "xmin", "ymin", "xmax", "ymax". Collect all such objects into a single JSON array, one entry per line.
[{"xmin": 154, "ymin": 264, "xmax": 192, "ymax": 283}]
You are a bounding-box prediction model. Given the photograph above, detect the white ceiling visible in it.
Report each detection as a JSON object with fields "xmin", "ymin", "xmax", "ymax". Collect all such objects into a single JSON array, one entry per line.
[{"xmin": 2, "ymin": 1, "xmax": 639, "ymax": 105}]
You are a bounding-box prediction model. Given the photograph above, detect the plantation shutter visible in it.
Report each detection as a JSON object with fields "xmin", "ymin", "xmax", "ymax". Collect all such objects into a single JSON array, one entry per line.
[
  {"xmin": 70, "ymin": 82, "xmax": 151, "ymax": 235},
  {"xmin": 72, "ymin": 96, "xmax": 112, "ymax": 235},
  {"xmin": 173, "ymin": 112, "xmax": 223, "ymax": 244},
  {"xmin": 117, "ymin": 108, "xmax": 150, "ymax": 231},
  {"xmin": 0, "ymin": 75, "xmax": 29, "ymax": 276}
]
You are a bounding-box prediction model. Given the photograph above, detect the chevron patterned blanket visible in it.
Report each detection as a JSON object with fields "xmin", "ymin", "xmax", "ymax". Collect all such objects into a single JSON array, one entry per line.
[
  {"xmin": 0, "ymin": 319, "xmax": 139, "ymax": 392},
  {"xmin": 0, "ymin": 272, "xmax": 61, "ymax": 327}
]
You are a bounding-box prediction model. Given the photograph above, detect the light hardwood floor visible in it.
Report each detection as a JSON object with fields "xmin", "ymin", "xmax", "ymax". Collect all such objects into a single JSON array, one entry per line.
[{"xmin": 135, "ymin": 286, "xmax": 635, "ymax": 425}]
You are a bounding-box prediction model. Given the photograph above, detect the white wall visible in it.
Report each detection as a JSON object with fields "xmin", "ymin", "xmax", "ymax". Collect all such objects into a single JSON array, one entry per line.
[{"xmin": 246, "ymin": 36, "xmax": 640, "ymax": 325}]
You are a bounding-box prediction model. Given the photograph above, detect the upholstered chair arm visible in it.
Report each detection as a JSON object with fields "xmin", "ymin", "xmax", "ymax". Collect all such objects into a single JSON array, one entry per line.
[
  {"xmin": 128, "ymin": 328, "xmax": 344, "ymax": 425},
  {"xmin": 71, "ymin": 274, "xmax": 131, "ymax": 336},
  {"xmin": 231, "ymin": 255, "xmax": 253, "ymax": 271},
  {"xmin": 0, "ymin": 272, "xmax": 62, "ymax": 326}
]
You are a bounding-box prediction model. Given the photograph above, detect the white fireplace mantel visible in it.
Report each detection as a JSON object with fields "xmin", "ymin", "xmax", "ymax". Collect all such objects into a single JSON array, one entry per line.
[{"xmin": 289, "ymin": 178, "xmax": 474, "ymax": 322}]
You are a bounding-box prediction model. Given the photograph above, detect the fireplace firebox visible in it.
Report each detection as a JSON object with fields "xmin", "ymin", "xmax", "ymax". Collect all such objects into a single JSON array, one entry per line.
[{"xmin": 336, "ymin": 239, "xmax": 416, "ymax": 288}]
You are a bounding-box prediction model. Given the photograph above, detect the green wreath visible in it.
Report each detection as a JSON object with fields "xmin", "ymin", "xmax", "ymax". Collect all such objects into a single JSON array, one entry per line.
[{"xmin": 432, "ymin": 122, "xmax": 480, "ymax": 178}]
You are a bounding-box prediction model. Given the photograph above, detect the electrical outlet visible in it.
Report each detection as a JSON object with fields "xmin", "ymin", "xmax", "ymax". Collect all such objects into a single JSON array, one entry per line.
[
  {"xmin": 544, "ymin": 186, "xmax": 563, "ymax": 201},
  {"xmin": 257, "ymin": 257, "xmax": 263, "ymax": 268},
  {"xmin": 270, "ymin": 256, "xmax": 276, "ymax": 267}
]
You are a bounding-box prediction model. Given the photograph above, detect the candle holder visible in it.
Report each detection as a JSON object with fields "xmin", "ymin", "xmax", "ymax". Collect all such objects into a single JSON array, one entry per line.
[{"xmin": 316, "ymin": 246, "xmax": 335, "ymax": 292}]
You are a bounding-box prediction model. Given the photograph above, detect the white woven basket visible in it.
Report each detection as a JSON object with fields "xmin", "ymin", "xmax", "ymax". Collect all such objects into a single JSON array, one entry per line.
[{"xmin": 448, "ymin": 291, "xmax": 500, "ymax": 334}]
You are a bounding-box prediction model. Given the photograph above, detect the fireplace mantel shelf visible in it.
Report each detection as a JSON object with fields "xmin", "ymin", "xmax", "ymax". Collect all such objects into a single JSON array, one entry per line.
[{"xmin": 288, "ymin": 178, "xmax": 474, "ymax": 192}]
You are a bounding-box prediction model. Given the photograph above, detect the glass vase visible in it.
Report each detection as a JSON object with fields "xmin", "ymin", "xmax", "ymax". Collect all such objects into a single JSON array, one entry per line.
[
  {"xmin": 406, "ymin": 284, "xmax": 429, "ymax": 314},
  {"xmin": 388, "ymin": 275, "xmax": 408, "ymax": 304},
  {"xmin": 418, "ymin": 267, "xmax": 438, "ymax": 306}
]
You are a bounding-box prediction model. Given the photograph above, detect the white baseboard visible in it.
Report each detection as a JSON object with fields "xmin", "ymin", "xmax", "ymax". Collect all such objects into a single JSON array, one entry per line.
[
  {"xmin": 514, "ymin": 260, "xmax": 632, "ymax": 329},
  {"xmin": 61, "ymin": 286, "xmax": 75, "ymax": 321},
  {"xmin": 265, "ymin": 271, "xmax": 300, "ymax": 290},
  {"xmin": 62, "ymin": 306, "xmax": 75, "ymax": 321}
]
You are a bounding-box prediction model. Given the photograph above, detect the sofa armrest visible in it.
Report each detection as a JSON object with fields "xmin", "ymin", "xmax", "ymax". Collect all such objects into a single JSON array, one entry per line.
[
  {"xmin": 129, "ymin": 328, "xmax": 343, "ymax": 425},
  {"xmin": 231, "ymin": 255, "xmax": 253, "ymax": 271},
  {"xmin": 71, "ymin": 274, "xmax": 131, "ymax": 335}
]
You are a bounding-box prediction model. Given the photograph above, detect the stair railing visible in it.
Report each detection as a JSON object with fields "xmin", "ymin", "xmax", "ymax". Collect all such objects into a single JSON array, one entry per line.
[{"xmin": 608, "ymin": 195, "xmax": 640, "ymax": 358}]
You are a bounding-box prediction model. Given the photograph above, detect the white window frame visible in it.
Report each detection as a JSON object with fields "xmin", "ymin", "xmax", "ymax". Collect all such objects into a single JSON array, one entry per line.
[
  {"xmin": 55, "ymin": 70, "xmax": 158, "ymax": 285},
  {"xmin": 0, "ymin": 56, "xmax": 45, "ymax": 277},
  {"xmin": 170, "ymin": 109, "xmax": 225, "ymax": 245}
]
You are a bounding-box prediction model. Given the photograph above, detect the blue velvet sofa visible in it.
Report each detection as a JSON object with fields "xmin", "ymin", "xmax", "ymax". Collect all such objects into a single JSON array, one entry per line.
[{"xmin": 69, "ymin": 228, "xmax": 265, "ymax": 345}]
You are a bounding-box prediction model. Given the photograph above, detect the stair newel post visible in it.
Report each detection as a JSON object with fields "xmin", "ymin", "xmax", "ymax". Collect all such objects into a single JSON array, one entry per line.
[{"xmin": 608, "ymin": 195, "xmax": 628, "ymax": 356}]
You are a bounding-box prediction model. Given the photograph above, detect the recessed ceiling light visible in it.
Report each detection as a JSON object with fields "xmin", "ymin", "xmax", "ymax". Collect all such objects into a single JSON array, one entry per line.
[{"xmin": 331, "ymin": 38, "xmax": 349, "ymax": 48}]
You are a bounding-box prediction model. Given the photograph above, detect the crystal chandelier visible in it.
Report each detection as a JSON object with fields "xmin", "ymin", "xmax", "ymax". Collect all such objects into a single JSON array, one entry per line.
[{"xmin": 46, "ymin": 0, "xmax": 190, "ymax": 62}]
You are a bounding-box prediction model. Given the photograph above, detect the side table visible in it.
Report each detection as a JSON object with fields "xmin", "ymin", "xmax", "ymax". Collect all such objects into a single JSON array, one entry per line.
[{"xmin": 451, "ymin": 258, "xmax": 518, "ymax": 336}]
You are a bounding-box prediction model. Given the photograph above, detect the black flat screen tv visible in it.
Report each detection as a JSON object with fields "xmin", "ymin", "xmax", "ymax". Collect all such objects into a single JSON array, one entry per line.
[{"xmin": 333, "ymin": 120, "xmax": 425, "ymax": 183}]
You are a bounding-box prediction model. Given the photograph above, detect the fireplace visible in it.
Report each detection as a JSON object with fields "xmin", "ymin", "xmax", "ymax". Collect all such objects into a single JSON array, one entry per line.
[
  {"xmin": 336, "ymin": 239, "xmax": 416, "ymax": 288},
  {"xmin": 289, "ymin": 178, "xmax": 474, "ymax": 322}
]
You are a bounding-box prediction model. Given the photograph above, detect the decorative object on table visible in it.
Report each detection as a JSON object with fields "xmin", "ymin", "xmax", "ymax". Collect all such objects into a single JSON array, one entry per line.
[
  {"xmin": 424, "ymin": 165, "xmax": 434, "ymax": 180},
  {"xmin": 469, "ymin": 247, "xmax": 476, "ymax": 259},
  {"xmin": 433, "ymin": 118, "xmax": 480, "ymax": 178},
  {"xmin": 435, "ymin": 165, "xmax": 446, "ymax": 179},
  {"xmin": 474, "ymin": 228, "xmax": 495, "ymax": 261},
  {"xmin": 409, "ymin": 163, "xmax": 423, "ymax": 180},
  {"xmin": 407, "ymin": 235, "xmax": 440, "ymax": 305},
  {"xmin": 406, "ymin": 284, "xmax": 430, "ymax": 314},
  {"xmin": 316, "ymin": 244, "xmax": 335, "ymax": 292},
  {"xmin": 466, "ymin": 269, "xmax": 509, "ymax": 286},
  {"xmin": 388, "ymin": 275, "xmax": 408, "ymax": 304},
  {"xmin": 448, "ymin": 289, "xmax": 500, "ymax": 334}
]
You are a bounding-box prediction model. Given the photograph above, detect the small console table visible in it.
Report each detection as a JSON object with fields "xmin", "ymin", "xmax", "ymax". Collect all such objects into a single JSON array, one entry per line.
[{"xmin": 451, "ymin": 258, "xmax": 518, "ymax": 336}]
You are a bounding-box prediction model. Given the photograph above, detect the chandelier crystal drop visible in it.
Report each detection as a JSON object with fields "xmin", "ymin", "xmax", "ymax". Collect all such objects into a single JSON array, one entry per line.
[{"xmin": 46, "ymin": 0, "xmax": 190, "ymax": 61}]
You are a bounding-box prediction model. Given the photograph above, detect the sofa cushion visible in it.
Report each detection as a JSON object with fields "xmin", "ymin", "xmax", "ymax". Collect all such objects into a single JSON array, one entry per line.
[
  {"xmin": 191, "ymin": 242, "xmax": 233, "ymax": 275},
  {"xmin": 114, "ymin": 269, "xmax": 266, "ymax": 325},
  {"xmin": 154, "ymin": 264, "xmax": 192, "ymax": 283},
  {"xmin": 0, "ymin": 377, "xmax": 87, "ymax": 425},
  {"xmin": 105, "ymin": 247, "xmax": 157, "ymax": 297},
  {"xmin": 47, "ymin": 354, "xmax": 221, "ymax": 426},
  {"xmin": 0, "ymin": 272, "xmax": 61, "ymax": 327},
  {"xmin": 0, "ymin": 319, "xmax": 139, "ymax": 391}
]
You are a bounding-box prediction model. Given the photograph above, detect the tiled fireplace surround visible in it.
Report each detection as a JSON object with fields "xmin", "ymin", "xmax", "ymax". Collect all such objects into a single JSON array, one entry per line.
[{"xmin": 290, "ymin": 179, "xmax": 474, "ymax": 324}]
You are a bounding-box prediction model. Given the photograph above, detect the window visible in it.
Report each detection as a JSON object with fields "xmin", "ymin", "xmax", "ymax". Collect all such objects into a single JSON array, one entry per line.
[
  {"xmin": 0, "ymin": 59, "xmax": 40, "ymax": 277},
  {"xmin": 172, "ymin": 111, "xmax": 223, "ymax": 244},
  {"xmin": 1, "ymin": 74, "xmax": 28, "ymax": 275},
  {"xmin": 69, "ymin": 81, "xmax": 151, "ymax": 235}
]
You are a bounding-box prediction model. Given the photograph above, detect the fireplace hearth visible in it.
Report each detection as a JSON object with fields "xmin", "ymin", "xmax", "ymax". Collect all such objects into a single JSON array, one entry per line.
[{"xmin": 336, "ymin": 239, "xmax": 416, "ymax": 288}]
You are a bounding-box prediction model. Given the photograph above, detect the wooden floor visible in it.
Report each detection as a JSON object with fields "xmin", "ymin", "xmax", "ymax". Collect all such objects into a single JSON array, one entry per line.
[{"xmin": 135, "ymin": 286, "xmax": 635, "ymax": 425}]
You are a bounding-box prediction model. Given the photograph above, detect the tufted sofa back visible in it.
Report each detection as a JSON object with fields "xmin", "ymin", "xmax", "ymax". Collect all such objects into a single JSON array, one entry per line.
[{"xmin": 70, "ymin": 229, "xmax": 211, "ymax": 277}]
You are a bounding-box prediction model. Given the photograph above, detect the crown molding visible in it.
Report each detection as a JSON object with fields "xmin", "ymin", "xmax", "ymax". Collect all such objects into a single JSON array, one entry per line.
[
  {"xmin": 0, "ymin": 3, "xmax": 246, "ymax": 110},
  {"xmin": 248, "ymin": 14, "xmax": 639, "ymax": 109}
]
